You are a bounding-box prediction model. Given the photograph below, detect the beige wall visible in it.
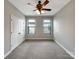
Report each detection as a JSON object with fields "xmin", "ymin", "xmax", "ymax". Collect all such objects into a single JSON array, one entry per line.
[
  {"xmin": 4, "ymin": 0, "xmax": 25, "ymax": 54},
  {"xmin": 53, "ymin": 0, "xmax": 75, "ymax": 56},
  {"xmin": 25, "ymin": 16, "xmax": 54, "ymax": 39}
]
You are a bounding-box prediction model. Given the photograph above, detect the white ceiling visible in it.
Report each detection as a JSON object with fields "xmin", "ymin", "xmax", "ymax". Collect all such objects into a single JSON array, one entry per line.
[{"xmin": 8, "ymin": 0, "xmax": 71, "ymax": 16}]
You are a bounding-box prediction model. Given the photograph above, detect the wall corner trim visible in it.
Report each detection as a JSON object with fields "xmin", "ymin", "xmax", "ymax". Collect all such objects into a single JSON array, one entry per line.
[{"xmin": 55, "ymin": 40, "xmax": 75, "ymax": 58}]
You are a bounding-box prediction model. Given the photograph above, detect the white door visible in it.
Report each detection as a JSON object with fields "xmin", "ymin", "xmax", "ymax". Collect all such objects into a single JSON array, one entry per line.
[
  {"xmin": 11, "ymin": 15, "xmax": 18, "ymax": 49},
  {"xmin": 11, "ymin": 15, "xmax": 25, "ymax": 49}
]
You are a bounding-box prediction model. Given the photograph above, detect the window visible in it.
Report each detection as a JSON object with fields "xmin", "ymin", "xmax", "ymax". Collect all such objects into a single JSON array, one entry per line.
[
  {"xmin": 43, "ymin": 20, "xmax": 51, "ymax": 34},
  {"xmin": 27, "ymin": 19, "xmax": 36, "ymax": 34},
  {"xmin": 28, "ymin": 27, "xmax": 35, "ymax": 34}
]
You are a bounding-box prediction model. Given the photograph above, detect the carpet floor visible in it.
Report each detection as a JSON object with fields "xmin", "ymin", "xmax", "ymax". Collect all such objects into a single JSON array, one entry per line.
[{"xmin": 5, "ymin": 40, "xmax": 74, "ymax": 59}]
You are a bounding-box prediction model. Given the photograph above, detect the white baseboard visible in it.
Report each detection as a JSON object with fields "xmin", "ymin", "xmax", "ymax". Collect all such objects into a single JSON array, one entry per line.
[
  {"xmin": 4, "ymin": 39, "xmax": 25, "ymax": 58},
  {"xmin": 55, "ymin": 40, "xmax": 75, "ymax": 58}
]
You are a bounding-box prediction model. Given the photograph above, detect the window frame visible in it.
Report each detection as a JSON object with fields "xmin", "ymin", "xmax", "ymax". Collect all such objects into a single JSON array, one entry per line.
[
  {"xmin": 43, "ymin": 20, "xmax": 52, "ymax": 35},
  {"xmin": 27, "ymin": 19, "xmax": 36, "ymax": 35}
]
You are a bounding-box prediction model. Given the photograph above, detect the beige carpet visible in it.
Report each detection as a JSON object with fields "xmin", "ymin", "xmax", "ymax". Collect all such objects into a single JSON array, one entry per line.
[{"xmin": 5, "ymin": 40, "xmax": 74, "ymax": 59}]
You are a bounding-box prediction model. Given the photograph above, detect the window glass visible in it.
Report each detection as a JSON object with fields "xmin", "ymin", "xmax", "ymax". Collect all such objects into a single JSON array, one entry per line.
[
  {"xmin": 28, "ymin": 19, "xmax": 35, "ymax": 22},
  {"xmin": 27, "ymin": 19, "xmax": 36, "ymax": 34},
  {"xmin": 43, "ymin": 20, "xmax": 51, "ymax": 34},
  {"xmin": 27, "ymin": 24, "xmax": 36, "ymax": 27},
  {"xmin": 28, "ymin": 27, "xmax": 35, "ymax": 34},
  {"xmin": 44, "ymin": 20, "xmax": 51, "ymax": 23},
  {"xmin": 43, "ymin": 23, "xmax": 50, "ymax": 27}
]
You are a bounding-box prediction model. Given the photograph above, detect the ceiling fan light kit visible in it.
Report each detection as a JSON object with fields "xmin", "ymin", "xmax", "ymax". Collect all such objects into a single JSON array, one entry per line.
[
  {"xmin": 41, "ymin": 10, "xmax": 45, "ymax": 13},
  {"xmin": 36, "ymin": 10, "xmax": 45, "ymax": 14},
  {"xmin": 36, "ymin": 10, "xmax": 40, "ymax": 14},
  {"xmin": 27, "ymin": 0, "xmax": 51, "ymax": 14}
]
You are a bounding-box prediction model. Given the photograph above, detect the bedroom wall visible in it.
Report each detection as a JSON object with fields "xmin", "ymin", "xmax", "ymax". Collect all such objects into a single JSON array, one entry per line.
[
  {"xmin": 53, "ymin": 0, "xmax": 75, "ymax": 56},
  {"xmin": 25, "ymin": 16, "xmax": 54, "ymax": 39},
  {"xmin": 4, "ymin": 0, "xmax": 25, "ymax": 55}
]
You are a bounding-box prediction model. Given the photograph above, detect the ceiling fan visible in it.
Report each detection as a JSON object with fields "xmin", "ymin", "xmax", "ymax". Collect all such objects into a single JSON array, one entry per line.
[{"xmin": 27, "ymin": 0, "xmax": 51, "ymax": 14}]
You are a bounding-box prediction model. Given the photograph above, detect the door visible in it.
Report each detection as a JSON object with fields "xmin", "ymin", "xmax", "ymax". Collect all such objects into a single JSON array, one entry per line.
[
  {"xmin": 11, "ymin": 15, "xmax": 19, "ymax": 49},
  {"xmin": 11, "ymin": 15, "xmax": 25, "ymax": 49}
]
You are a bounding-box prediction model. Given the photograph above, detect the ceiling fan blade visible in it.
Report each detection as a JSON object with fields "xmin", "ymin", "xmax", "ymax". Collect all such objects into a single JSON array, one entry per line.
[
  {"xmin": 33, "ymin": 10, "xmax": 37, "ymax": 11},
  {"xmin": 27, "ymin": 3, "xmax": 35, "ymax": 6},
  {"xmin": 42, "ymin": 0, "xmax": 49, "ymax": 6},
  {"xmin": 42, "ymin": 8, "xmax": 51, "ymax": 11}
]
